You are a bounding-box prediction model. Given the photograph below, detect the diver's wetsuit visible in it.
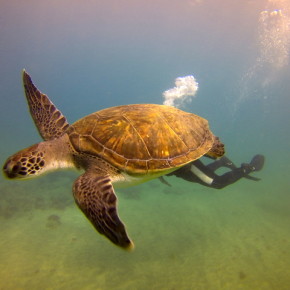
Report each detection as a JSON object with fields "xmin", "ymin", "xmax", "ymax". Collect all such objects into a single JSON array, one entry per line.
[{"xmin": 165, "ymin": 155, "xmax": 264, "ymax": 189}]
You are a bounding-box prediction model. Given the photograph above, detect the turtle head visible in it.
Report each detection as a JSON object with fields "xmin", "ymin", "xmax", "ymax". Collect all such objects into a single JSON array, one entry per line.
[
  {"xmin": 3, "ymin": 136, "xmax": 75, "ymax": 179},
  {"xmin": 3, "ymin": 144, "xmax": 47, "ymax": 179}
]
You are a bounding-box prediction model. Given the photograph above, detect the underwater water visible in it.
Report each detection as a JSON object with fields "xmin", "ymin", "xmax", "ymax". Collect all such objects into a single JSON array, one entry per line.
[{"xmin": 0, "ymin": 0, "xmax": 290, "ymax": 289}]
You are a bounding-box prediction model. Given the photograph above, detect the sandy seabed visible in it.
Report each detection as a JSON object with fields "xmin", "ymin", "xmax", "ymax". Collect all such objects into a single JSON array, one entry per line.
[{"xmin": 0, "ymin": 167, "xmax": 289, "ymax": 290}]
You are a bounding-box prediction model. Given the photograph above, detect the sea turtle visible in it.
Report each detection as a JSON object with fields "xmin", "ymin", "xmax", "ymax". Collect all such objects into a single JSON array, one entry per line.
[{"xmin": 3, "ymin": 71, "xmax": 225, "ymax": 250}]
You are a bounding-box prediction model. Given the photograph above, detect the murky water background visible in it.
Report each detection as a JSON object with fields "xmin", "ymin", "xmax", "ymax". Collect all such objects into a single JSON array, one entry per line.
[{"xmin": 0, "ymin": 0, "xmax": 290, "ymax": 289}]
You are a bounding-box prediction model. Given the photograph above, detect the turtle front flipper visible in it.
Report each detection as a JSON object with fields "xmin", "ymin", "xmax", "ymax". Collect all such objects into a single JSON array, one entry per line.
[
  {"xmin": 73, "ymin": 171, "xmax": 134, "ymax": 250},
  {"xmin": 22, "ymin": 70, "xmax": 70, "ymax": 141}
]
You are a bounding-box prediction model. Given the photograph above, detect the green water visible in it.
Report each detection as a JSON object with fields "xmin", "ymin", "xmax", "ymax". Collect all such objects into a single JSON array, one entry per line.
[{"xmin": 1, "ymin": 0, "xmax": 290, "ymax": 289}]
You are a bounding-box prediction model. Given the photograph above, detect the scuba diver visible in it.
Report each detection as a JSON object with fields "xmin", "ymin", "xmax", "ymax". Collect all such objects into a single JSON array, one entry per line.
[{"xmin": 161, "ymin": 155, "xmax": 265, "ymax": 189}]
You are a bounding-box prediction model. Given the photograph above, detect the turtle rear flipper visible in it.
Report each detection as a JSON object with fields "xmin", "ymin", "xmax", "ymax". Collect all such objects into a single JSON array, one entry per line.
[
  {"xmin": 205, "ymin": 136, "xmax": 225, "ymax": 158},
  {"xmin": 22, "ymin": 70, "xmax": 70, "ymax": 141}
]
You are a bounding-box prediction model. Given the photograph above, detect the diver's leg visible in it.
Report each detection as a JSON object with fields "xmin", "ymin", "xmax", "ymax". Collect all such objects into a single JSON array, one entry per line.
[
  {"xmin": 211, "ymin": 155, "xmax": 265, "ymax": 188},
  {"xmin": 207, "ymin": 156, "xmax": 237, "ymax": 172},
  {"xmin": 189, "ymin": 160, "xmax": 250, "ymax": 189},
  {"xmin": 190, "ymin": 157, "xmax": 264, "ymax": 189},
  {"xmin": 211, "ymin": 165, "xmax": 253, "ymax": 189},
  {"xmin": 166, "ymin": 155, "xmax": 265, "ymax": 189},
  {"xmin": 167, "ymin": 159, "xmax": 238, "ymax": 187}
]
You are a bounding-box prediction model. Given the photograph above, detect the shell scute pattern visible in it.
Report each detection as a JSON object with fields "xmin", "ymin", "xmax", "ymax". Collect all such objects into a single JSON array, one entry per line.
[{"xmin": 66, "ymin": 104, "xmax": 214, "ymax": 174}]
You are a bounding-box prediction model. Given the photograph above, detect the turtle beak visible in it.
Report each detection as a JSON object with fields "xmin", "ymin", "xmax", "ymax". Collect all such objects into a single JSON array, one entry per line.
[
  {"xmin": 3, "ymin": 158, "xmax": 21, "ymax": 178},
  {"xmin": 3, "ymin": 158, "xmax": 24, "ymax": 179}
]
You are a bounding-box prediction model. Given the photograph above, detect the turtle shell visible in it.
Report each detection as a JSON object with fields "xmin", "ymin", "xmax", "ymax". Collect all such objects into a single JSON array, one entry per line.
[{"xmin": 66, "ymin": 104, "xmax": 215, "ymax": 175}]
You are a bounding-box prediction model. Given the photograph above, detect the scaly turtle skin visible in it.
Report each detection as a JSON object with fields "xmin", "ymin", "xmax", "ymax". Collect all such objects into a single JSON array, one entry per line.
[{"xmin": 3, "ymin": 71, "xmax": 224, "ymax": 250}]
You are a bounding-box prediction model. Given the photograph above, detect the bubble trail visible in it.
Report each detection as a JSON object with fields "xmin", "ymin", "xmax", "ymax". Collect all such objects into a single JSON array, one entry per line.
[{"xmin": 162, "ymin": 75, "xmax": 199, "ymax": 108}]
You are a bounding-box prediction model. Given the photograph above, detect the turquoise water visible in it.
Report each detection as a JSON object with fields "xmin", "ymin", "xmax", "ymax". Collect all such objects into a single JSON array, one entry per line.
[{"xmin": 1, "ymin": 0, "xmax": 290, "ymax": 289}]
